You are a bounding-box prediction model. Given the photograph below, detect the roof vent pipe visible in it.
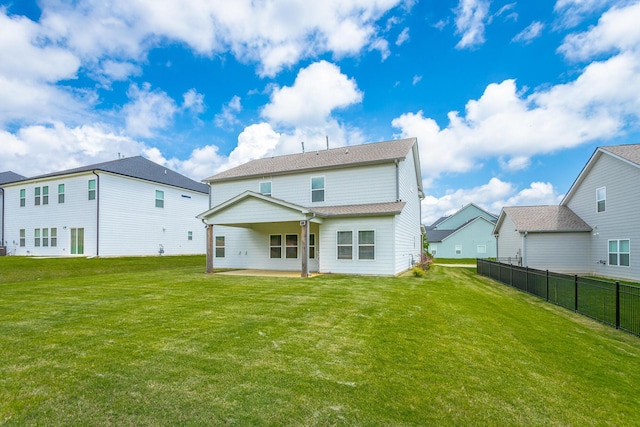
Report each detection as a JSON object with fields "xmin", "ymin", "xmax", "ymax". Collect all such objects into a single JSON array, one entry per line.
[
  {"xmin": 301, "ymin": 141, "xmax": 305, "ymax": 153},
  {"xmin": 326, "ymin": 135, "xmax": 329, "ymax": 150}
]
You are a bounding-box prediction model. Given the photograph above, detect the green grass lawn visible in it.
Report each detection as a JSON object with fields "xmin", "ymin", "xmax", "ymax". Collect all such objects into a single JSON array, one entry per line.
[{"xmin": 1, "ymin": 256, "xmax": 639, "ymax": 426}]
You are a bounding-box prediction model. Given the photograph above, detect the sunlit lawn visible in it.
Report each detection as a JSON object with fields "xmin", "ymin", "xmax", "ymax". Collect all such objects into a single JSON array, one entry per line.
[{"xmin": 1, "ymin": 256, "xmax": 639, "ymax": 426}]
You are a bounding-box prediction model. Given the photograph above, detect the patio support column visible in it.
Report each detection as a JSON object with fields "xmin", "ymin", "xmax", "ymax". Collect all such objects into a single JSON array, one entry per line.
[
  {"xmin": 300, "ymin": 220, "xmax": 308, "ymax": 278},
  {"xmin": 206, "ymin": 224, "xmax": 214, "ymax": 274}
]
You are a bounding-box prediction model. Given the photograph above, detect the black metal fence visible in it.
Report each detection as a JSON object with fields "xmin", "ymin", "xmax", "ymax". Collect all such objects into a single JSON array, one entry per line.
[{"xmin": 477, "ymin": 259, "xmax": 640, "ymax": 337}]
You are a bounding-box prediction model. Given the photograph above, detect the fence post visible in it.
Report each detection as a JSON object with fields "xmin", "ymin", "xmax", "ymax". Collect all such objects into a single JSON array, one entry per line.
[
  {"xmin": 546, "ymin": 270, "xmax": 549, "ymax": 302},
  {"xmin": 525, "ymin": 266, "xmax": 529, "ymax": 293},
  {"xmin": 510, "ymin": 263, "xmax": 513, "ymax": 287},
  {"xmin": 574, "ymin": 275, "xmax": 579, "ymax": 312},
  {"xmin": 616, "ymin": 281, "xmax": 620, "ymax": 330}
]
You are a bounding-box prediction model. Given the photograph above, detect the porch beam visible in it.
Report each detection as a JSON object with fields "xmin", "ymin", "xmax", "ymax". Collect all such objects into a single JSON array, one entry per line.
[
  {"xmin": 206, "ymin": 224, "xmax": 214, "ymax": 274},
  {"xmin": 300, "ymin": 220, "xmax": 308, "ymax": 278}
]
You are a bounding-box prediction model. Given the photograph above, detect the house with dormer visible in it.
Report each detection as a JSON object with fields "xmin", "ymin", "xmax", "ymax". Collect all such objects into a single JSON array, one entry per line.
[
  {"xmin": 494, "ymin": 144, "xmax": 640, "ymax": 281},
  {"xmin": 2, "ymin": 157, "xmax": 208, "ymax": 257},
  {"xmin": 197, "ymin": 138, "xmax": 425, "ymax": 276}
]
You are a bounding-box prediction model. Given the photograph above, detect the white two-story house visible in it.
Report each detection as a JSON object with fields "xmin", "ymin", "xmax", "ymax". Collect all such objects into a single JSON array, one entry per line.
[
  {"xmin": 1, "ymin": 171, "xmax": 26, "ymax": 254},
  {"xmin": 2, "ymin": 156, "xmax": 209, "ymax": 257},
  {"xmin": 494, "ymin": 144, "xmax": 640, "ymax": 282},
  {"xmin": 197, "ymin": 138, "xmax": 425, "ymax": 276}
]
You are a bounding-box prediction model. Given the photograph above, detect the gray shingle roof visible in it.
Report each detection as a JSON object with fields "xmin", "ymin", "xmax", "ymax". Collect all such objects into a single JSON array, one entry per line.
[
  {"xmin": 502, "ymin": 205, "xmax": 591, "ymax": 232},
  {"xmin": 0, "ymin": 171, "xmax": 26, "ymax": 185},
  {"xmin": 8, "ymin": 157, "xmax": 208, "ymax": 194},
  {"xmin": 310, "ymin": 201, "xmax": 406, "ymax": 217},
  {"xmin": 599, "ymin": 144, "xmax": 640, "ymax": 166},
  {"xmin": 205, "ymin": 138, "xmax": 417, "ymax": 182},
  {"xmin": 425, "ymin": 229, "xmax": 455, "ymax": 242}
]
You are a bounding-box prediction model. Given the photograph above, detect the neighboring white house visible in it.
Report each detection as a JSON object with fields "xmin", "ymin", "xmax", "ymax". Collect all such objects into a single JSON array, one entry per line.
[
  {"xmin": 2, "ymin": 156, "xmax": 209, "ymax": 257},
  {"xmin": 1, "ymin": 171, "xmax": 26, "ymax": 254},
  {"xmin": 426, "ymin": 203, "xmax": 497, "ymax": 259},
  {"xmin": 197, "ymin": 138, "xmax": 425, "ymax": 276},
  {"xmin": 494, "ymin": 144, "xmax": 640, "ymax": 281}
]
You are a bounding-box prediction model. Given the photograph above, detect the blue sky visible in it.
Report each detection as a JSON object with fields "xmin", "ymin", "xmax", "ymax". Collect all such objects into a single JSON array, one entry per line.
[{"xmin": 1, "ymin": 0, "xmax": 639, "ymax": 223}]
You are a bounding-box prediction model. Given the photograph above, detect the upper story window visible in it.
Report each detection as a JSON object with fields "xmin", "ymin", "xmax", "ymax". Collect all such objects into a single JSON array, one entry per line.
[
  {"xmin": 155, "ymin": 190, "xmax": 164, "ymax": 208},
  {"xmin": 34, "ymin": 187, "xmax": 41, "ymax": 206},
  {"xmin": 42, "ymin": 186, "xmax": 49, "ymax": 205},
  {"xmin": 88, "ymin": 179, "xmax": 96, "ymax": 200},
  {"xmin": 19, "ymin": 189, "xmax": 26, "ymax": 207},
  {"xmin": 596, "ymin": 186, "xmax": 606, "ymax": 212},
  {"xmin": 58, "ymin": 184, "xmax": 65, "ymax": 204},
  {"xmin": 260, "ymin": 181, "xmax": 272, "ymax": 196},
  {"xmin": 311, "ymin": 176, "xmax": 325, "ymax": 202}
]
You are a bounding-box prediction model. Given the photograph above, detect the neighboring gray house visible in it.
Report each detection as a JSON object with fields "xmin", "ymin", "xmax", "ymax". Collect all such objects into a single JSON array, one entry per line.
[
  {"xmin": 2, "ymin": 157, "xmax": 208, "ymax": 257},
  {"xmin": 426, "ymin": 203, "xmax": 497, "ymax": 258},
  {"xmin": 1, "ymin": 171, "xmax": 26, "ymax": 253},
  {"xmin": 494, "ymin": 144, "xmax": 640, "ymax": 281},
  {"xmin": 197, "ymin": 138, "xmax": 425, "ymax": 276}
]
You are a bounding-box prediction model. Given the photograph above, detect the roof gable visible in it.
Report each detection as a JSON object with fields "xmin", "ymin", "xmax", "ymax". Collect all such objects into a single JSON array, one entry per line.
[
  {"xmin": 562, "ymin": 144, "xmax": 640, "ymax": 205},
  {"xmin": 205, "ymin": 138, "xmax": 417, "ymax": 182},
  {"xmin": 435, "ymin": 203, "xmax": 497, "ymax": 230},
  {"xmin": 495, "ymin": 205, "xmax": 591, "ymax": 233},
  {"xmin": 4, "ymin": 157, "xmax": 208, "ymax": 194}
]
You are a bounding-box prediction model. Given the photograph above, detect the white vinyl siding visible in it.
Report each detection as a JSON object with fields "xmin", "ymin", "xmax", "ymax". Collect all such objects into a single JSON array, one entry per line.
[{"xmin": 495, "ymin": 215, "xmax": 522, "ymax": 263}]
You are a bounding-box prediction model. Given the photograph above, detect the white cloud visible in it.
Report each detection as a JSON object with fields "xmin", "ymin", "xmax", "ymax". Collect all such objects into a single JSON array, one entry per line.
[
  {"xmin": 421, "ymin": 178, "xmax": 563, "ymax": 224},
  {"xmin": 0, "ymin": 122, "xmax": 147, "ymax": 176},
  {"xmin": 412, "ymin": 75, "xmax": 423, "ymax": 85},
  {"xmin": 392, "ymin": 73, "xmax": 627, "ymax": 182},
  {"xmin": 98, "ymin": 60, "xmax": 142, "ymax": 82},
  {"xmin": 182, "ymin": 89, "xmax": 205, "ymax": 114},
  {"xmin": 261, "ymin": 61, "xmax": 363, "ymax": 128},
  {"xmin": 396, "ymin": 27, "xmax": 410, "ymax": 46},
  {"xmin": 453, "ymin": 0, "xmax": 491, "ymax": 49},
  {"xmin": 123, "ymin": 83, "xmax": 178, "ymax": 137},
  {"xmin": 553, "ymin": 0, "xmax": 618, "ymax": 28},
  {"xmin": 513, "ymin": 21, "xmax": 545, "ymax": 44},
  {"xmin": 38, "ymin": 0, "xmax": 408, "ymax": 78},
  {"xmin": 214, "ymin": 96, "xmax": 242, "ymax": 128},
  {"xmin": 224, "ymin": 123, "xmax": 282, "ymax": 171},
  {"xmin": 558, "ymin": 2, "xmax": 640, "ymax": 61}
]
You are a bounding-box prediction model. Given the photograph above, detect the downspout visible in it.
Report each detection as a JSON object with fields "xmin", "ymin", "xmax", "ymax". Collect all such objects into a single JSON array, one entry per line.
[
  {"xmin": 92, "ymin": 171, "xmax": 100, "ymax": 257},
  {"xmin": 0, "ymin": 187, "xmax": 4, "ymax": 246},
  {"xmin": 522, "ymin": 231, "xmax": 528, "ymax": 266}
]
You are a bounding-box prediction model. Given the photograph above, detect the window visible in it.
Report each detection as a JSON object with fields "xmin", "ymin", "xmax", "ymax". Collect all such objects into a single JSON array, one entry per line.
[
  {"xmin": 34, "ymin": 228, "xmax": 41, "ymax": 247},
  {"xmin": 270, "ymin": 235, "xmax": 282, "ymax": 258},
  {"xmin": 188, "ymin": 231, "xmax": 193, "ymax": 241},
  {"xmin": 455, "ymin": 245, "xmax": 462, "ymax": 255},
  {"xmin": 88, "ymin": 179, "xmax": 96, "ymax": 200},
  {"xmin": 215, "ymin": 236, "xmax": 225, "ymax": 258},
  {"xmin": 51, "ymin": 228, "xmax": 57, "ymax": 247},
  {"xmin": 58, "ymin": 184, "xmax": 65, "ymax": 203},
  {"xmin": 309, "ymin": 233, "xmax": 316, "ymax": 259},
  {"xmin": 286, "ymin": 234, "xmax": 298, "ymax": 259},
  {"xmin": 35, "ymin": 187, "xmax": 41, "ymax": 206},
  {"xmin": 42, "ymin": 228, "xmax": 49, "ymax": 247},
  {"xmin": 337, "ymin": 231, "xmax": 353, "ymax": 260},
  {"xmin": 260, "ymin": 181, "xmax": 272, "ymax": 196},
  {"xmin": 431, "ymin": 248, "xmax": 437, "ymax": 256},
  {"xmin": 477, "ymin": 245, "xmax": 487, "ymax": 254},
  {"xmin": 20, "ymin": 189, "xmax": 26, "ymax": 207},
  {"xmin": 42, "ymin": 186, "xmax": 49, "ymax": 205},
  {"xmin": 19, "ymin": 229, "xmax": 25, "ymax": 247},
  {"xmin": 609, "ymin": 239, "xmax": 630, "ymax": 267},
  {"xmin": 596, "ymin": 187, "xmax": 606, "ymax": 213},
  {"xmin": 155, "ymin": 190, "xmax": 164, "ymax": 208},
  {"xmin": 358, "ymin": 230, "xmax": 375, "ymax": 260},
  {"xmin": 311, "ymin": 176, "xmax": 325, "ymax": 202}
]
